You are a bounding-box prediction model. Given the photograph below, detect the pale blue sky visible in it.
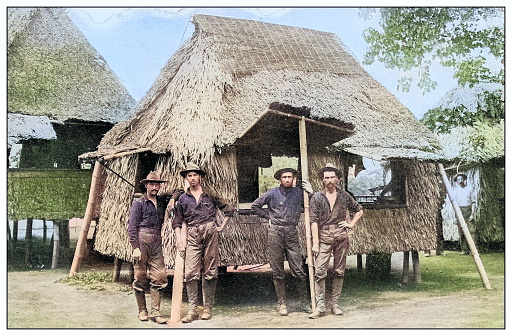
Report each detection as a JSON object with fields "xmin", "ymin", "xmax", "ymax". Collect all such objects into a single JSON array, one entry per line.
[{"xmin": 65, "ymin": 6, "xmax": 463, "ymax": 120}]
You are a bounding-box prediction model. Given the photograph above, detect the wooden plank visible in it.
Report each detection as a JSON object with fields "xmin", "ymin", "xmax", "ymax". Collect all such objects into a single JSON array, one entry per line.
[{"xmin": 299, "ymin": 116, "xmax": 316, "ymax": 311}]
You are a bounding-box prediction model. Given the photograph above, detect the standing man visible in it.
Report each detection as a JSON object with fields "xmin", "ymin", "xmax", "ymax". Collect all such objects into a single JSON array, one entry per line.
[
  {"xmin": 172, "ymin": 162, "xmax": 235, "ymax": 323},
  {"xmin": 452, "ymin": 173, "xmax": 476, "ymax": 254},
  {"xmin": 127, "ymin": 171, "xmax": 170, "ymax": 324},
  {"xmin": 309, "ymin": 163, "xmax": 363, "ymax": 319},
  {"xmin": 251, "ymin": 167, "xmax": 313, "ymax": 316}
]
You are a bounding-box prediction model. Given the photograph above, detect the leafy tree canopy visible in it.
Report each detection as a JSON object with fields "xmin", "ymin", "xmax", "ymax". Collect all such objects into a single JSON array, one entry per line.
[{"xmin": 361, "ymin": 8, "xmax": 504, "ymax": 93}]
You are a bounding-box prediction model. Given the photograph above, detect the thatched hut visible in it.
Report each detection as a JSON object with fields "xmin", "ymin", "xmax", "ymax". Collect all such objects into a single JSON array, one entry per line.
[
  {"xmin": 435, "ymin": 84, "xmax": 505, "ymax": 251},
  {"xmin": 7, "ymin": 7, "xmax": 135, "ymax": 169},
  {"xmin": 7, "ymin": 8, "xmax": 135, "ymax": 257},
  {"xmin": 79, "ymin": 15, "xmax": 443, "ymax": 270}
]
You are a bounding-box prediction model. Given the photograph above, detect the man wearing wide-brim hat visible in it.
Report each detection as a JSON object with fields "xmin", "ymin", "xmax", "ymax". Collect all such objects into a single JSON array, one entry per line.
[
  {"xmin": 308, "ymin": 163, "xmax": 363, "ymax": 319},
  {"xmin": 172, "ymin": 162, "xmax": 235, "ymax": 323},
  {"xmin": 251, "ymin": 166, "xmax": 314, "ymax": 316},
  {"xmin": 127, "ymin": 171, "xmax": 174, "ymax": 324}
]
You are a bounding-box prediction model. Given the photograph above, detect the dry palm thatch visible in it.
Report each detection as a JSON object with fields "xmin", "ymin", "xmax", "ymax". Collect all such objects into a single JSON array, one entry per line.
[
  {"xmin": 84, "ymin": 15, "xmax": 443, "ymax": 266},
  {"xmin": 7, "ymin": 8, "xmax": 135, "ymax": 124}
]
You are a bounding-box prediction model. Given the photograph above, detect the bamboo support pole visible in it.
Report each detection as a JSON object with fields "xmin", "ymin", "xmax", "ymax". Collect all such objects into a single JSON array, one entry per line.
[
  {"xmin": 69, "ymin": 161, "xmax": 103, "ymax": 276},
  {"xmin": 299, "ymin": 116, "xmax": 316, "ymax": 311},
  {"xmin": 438, "ymin": 163, "xmax": 492, "ymax": 290}
]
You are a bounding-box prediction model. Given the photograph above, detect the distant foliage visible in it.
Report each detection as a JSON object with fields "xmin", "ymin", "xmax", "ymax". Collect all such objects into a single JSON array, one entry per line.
[
  {"xmin": 421, "ymin": 91, "xmax": 504, "ymax": 134},
  {"xmin": 362, "ymin": 8, "xmax": 504, "ymax": 93}
]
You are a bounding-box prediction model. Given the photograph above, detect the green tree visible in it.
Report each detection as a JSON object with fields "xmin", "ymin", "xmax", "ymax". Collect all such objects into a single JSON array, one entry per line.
[{"xmin": 361, "ymin": 8, "xmax": 504, "ymax": 93}]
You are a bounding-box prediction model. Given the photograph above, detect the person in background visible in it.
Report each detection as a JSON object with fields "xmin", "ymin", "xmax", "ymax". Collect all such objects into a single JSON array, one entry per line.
[
  {"xmin": 309, "ymin": 163, "xmax": 363, "ymax": 319},
  {"xmin": 127, "ymin": 171, "xmax": 172, "ymax": 324},
  {"xmin": 251, "ymin": 167, "xmax": 313, "ymax": 316},
  {"xmin": 452, "ymin": 173, "xmax": 476, "ymax": 254},
  {"xmin": 172, "ymin": 162, "xmax": 235, "ymax": 323}
]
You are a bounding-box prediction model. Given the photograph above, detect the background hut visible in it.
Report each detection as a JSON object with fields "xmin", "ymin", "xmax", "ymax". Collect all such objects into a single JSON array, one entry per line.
[
  {"xmin": 7, "ymin": 8, "xmax": 135, "ymax": 265},
  {"xmin": 7, "ymin": 7, "xmax": 135, "ymax": 169},
  {"xmin": 79, "ymin": 15, "xmax": 443, "ymax": 270},
  {"xmin": 435, "ymin": 84, "xmax": 505, "ymax": 251}
]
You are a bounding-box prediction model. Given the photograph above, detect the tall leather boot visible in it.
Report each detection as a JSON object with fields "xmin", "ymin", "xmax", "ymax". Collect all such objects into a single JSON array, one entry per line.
[
  {"xmin": 309, "ymin": 279, "xmax": 326, "ymax": 319},
  {"xmin": 201, "ymin": 278, "xmax": 217, "ymax": 320},
  {"xmin": 134, "ymin": 290, "xmax": 148, "ymax": 321},
  {"xmin": 297, "ymin": 279, "xmax": 312, "ymax": 313},
  {"xmin": 273, "ymin": 278, "xmax": 288, "ymax": 316},
  {"xmin": 149, "ymin": 289, "xmax": 167, "ymax": 324},
  {"xmin": 181, "ymin": 280, "xmax": 200, "ymax": 323},
  {"xmin": 331, "ymin": 277, "xmax": 344, "ymax": 315}
]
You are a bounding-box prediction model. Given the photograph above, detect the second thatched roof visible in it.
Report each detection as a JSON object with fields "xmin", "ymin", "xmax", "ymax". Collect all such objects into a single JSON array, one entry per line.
[
  {"xmin": 7, "ymin": 7, "xmax": 136, "ymax": 124},
  {"xmin": 93, "ymin": 14, "xmax": 441, "ymax": 164}
]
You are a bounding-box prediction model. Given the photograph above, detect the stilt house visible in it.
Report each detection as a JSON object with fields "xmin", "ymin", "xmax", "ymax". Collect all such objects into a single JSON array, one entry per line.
[{"xmin": 78, "ymin": 15, "xmax": 444, "ymax": 269}]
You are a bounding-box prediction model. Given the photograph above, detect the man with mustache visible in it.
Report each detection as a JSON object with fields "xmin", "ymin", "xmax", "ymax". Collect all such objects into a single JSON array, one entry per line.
[
  {"xmin": 127, "ymin": 171, "xmax": 172, "ymax": 324},
  {"xmin": 172, "ymin": 162, "xmax": 235, "ymax": 323},
  {"xmin": 252, "ymin": 167, "xmax": 313, "ymax": 316},
  {"xmin": 308, "ymin": 163, "xmax": 363, "ymax": 319}
]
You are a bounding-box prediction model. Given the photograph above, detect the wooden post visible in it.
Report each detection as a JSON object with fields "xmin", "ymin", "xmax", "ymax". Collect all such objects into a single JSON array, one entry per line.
[
  {"xmin": 51, "ymin": 223, "xmax": 60, "ymax": 269},
  {"xmin": 438, "ymin": 163, "xmax": 492, "ymax": 290},
  {"xmin": 43, "ymin": 219, "xmax": 47, "ymax": 243},
  {"xmin": 69, "ymin": 161, "xmax": 103, "ymax": 276},
  {"xmin": 13, "ymin": 220, "xmax": 18, "ymax": 242},
  {"xmin": 168, "ymin": 224, "xmax": 187, "ymax": 326},
  {"xmin": 411, "ymin": 250, "xmax": 421, "ymax": 283},
  {"xmin": 299, "ymin": 116, "xmax": 316, "ymax": 311},
  {"xmin": 113, "ymin": 257, "xmax": 122, "ymax": 282},
  {"xmin": 25, "ymin": 218, "xmax": 33, "ymax": 265},
  {"xmin": 357, "ymin": 254, "xmax": 363, "ymax": 271},
  {"xmin": 402, "ymin": 250, "xmax": 410, "ymax": 283}
]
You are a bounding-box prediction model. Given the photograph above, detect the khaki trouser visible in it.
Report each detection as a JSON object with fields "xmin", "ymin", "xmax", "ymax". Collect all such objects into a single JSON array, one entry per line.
[
  {"xmin": 184, "ymin": 222, "xmax": 219, "ymax": 282},
  {"xmin": 314, "ymin": 225, "xmax": 350, "ymax": 281},
  {"xmin": 133, "ymin": 229, "xmax": 168, "ymax": 292}
]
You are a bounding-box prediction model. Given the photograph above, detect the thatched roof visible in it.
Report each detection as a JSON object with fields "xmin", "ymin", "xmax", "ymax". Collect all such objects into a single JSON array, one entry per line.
[
  {"xmin": 7, "ymin": 8, "xmax": 136, "ymax": 124},
  {"xmin": 437, "ymin": 121, "xmax": 504, "ymax": 163},
  {"xmin": 95, "ymin": 14, "xmax": 441, "ymax": 163},
  {"xmin": 7, "ymin": 113, "xmax": 57, "ymax": 148}
]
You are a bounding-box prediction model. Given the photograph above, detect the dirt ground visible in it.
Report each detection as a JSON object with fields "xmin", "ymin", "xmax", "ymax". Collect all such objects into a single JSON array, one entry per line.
[{"xmin": 7, "ymin": 254, "xmax": 505, "ymax": 330}]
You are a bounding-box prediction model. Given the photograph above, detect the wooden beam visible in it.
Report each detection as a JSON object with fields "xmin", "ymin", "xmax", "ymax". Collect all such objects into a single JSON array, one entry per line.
[
  {"xmin": 68, "ymin": 161, "xmax": 104, "ymax": 276},
  {"xmin": 438, "ymin": 163, "xmax": 492, "ymax": 290},
  {"xmin": 168, "ymin": 224, "xmax": 187, "ymax": 326}
]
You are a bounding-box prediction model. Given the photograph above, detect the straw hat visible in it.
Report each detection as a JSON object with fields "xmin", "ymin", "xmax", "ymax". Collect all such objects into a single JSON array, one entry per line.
[
  {"xmin": 180, "ymin": 162, "xmax": 207, "ymax": 177},
  {"xmin": 274, "ymin": 167, "xmax": 299, "ymax": 180},
  {"xmin": 140, "ymin": 171, "xmax": 167, "ymax": 184},
  {"xmin": 319, "ymin": 163, "xmax": 342, "ymax": 178}
]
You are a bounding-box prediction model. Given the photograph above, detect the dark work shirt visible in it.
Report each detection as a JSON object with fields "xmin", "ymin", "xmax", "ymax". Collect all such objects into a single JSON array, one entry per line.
[
  {"xmin": 309, "ymin": 188, "xmax": 362, "ymax": 227},
  {"xmin": 251, "ymin": 186, "xmax": 304, "ymax": 226},
  {"xmin": 127, "ymin": 194, "xmax": 167, "ymax": 249},
  {"xmin": 172, "ymin": 187, "xmax": 234, "ymax": 229}
]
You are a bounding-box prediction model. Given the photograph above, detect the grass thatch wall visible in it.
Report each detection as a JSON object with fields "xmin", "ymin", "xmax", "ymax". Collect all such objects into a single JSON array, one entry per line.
[
  {"xmin": 93, "ymin": 155, "xmax": 137, "ymax": 261},
  {"xmin": 8, "ymin": 169, "xmax": 92, "ymax": 220}
]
